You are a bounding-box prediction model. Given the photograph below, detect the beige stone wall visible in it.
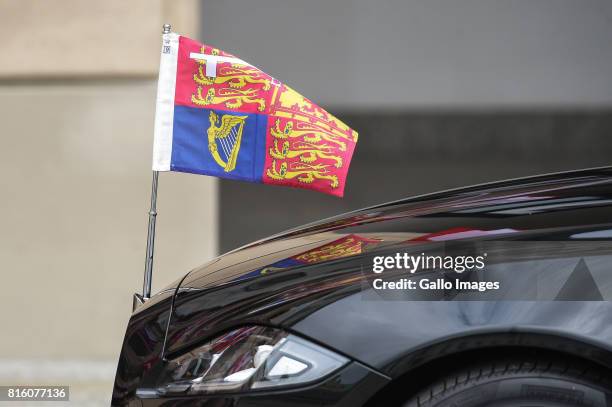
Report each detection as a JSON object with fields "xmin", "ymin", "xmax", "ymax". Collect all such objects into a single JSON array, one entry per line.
[
  {"xmin": 0, "ymin": 2, "xmax": 213, "ymax": 403},
  {"xmin": 0, "ymin": 81, "xmax": 217, "ymax": 358},
  {"xmin": 0, "ymin": 0, "xmax": 201, "ymax": 77}
]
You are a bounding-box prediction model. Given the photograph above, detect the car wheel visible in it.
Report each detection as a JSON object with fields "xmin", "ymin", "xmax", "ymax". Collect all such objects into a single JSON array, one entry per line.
[{"xmin": 402, "ymin": 357, "xmax": 612, "ymax": 407}]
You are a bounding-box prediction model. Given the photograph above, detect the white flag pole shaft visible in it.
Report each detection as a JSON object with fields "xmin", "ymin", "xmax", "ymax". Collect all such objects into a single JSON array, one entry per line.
[{"xmin": 142, "ymin": 23, "xmax": 172, "ymax": 300}]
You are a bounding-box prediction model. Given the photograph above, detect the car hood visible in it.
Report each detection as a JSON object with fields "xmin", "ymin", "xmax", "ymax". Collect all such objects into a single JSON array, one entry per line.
[
  {"xmin": 114, "ymin": 167, "xmax": 612, "ymax": 404},
  {"xmin": 161, "ymin": 167, "xmax": 612, "ymax": 356}
]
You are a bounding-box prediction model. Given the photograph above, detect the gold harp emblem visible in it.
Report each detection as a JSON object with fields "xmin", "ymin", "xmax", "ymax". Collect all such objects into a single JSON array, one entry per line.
[{"xmin": 207, "ymin": 111, "xmax": 247, "ymax": 172}]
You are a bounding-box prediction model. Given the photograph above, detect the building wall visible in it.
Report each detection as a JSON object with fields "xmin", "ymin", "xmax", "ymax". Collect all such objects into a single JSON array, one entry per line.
[
  {"xmin": 198, "ymin": 0, "xmax": 612, "ymax": 251},
  {"xmin": 0, "ymin": 1, "xmax": 212, "ymax": 404},
  {"xmin": 201, "ymin": 0, "xmax": 612, "ymax": 109}
]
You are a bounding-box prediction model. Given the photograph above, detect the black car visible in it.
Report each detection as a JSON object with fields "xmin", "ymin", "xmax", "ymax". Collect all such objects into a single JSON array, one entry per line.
[{"xmin": 113, "ymin": 167, "xmax": 612, "ymax": 406}]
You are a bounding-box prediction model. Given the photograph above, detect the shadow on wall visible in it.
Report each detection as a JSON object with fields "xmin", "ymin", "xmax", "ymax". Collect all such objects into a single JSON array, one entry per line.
[{"xmin": 219, "ymin": 111, "xmax": 612, "ymax": 252}]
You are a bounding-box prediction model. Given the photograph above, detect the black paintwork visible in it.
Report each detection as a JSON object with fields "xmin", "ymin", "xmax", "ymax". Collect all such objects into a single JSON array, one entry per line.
[{"xmin": 113, "ymin": 167, "xmax": 612, "ymax": 406}]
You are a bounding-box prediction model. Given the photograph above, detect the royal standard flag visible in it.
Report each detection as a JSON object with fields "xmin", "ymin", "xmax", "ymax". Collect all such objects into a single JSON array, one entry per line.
[{"xmin": 152, "ymin": 33, "xmax": 358, "ymax": 197}]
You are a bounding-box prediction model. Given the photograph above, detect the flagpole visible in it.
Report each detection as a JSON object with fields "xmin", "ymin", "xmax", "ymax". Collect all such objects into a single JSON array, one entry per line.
[
  {"xmin": 142, "ymin": 23, "xmax": 172, "ymax": 301},
  {"xmin": 142, "ymin": 170, "xmax": 159, "ymax": 300}
]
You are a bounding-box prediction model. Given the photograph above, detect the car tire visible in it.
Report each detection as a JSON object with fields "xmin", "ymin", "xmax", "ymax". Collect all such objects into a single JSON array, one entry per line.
[{"xmin": 402, "ymin": 357, "xmax": 612, "ymax": 407}]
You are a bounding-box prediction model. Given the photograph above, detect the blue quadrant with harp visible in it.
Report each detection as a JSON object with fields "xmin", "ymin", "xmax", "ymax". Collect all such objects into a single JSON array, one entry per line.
[
  {"xmin": 207, "ymin": 111, "xmax": 247, "ymax": 172},
  {"xmin": 169, "ymin": 105, "xmax": 267, "ymax": 183}
]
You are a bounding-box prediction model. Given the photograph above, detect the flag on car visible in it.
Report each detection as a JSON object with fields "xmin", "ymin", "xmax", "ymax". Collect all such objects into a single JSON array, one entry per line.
[{"xmin": 152, "ymin": 33, "xmax": 358, "ymax": 197}]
